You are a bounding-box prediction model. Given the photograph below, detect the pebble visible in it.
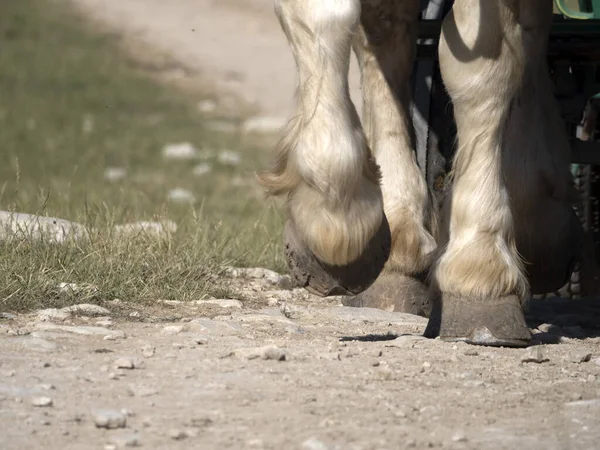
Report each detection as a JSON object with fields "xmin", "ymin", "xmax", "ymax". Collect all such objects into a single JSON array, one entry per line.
[
  {"xmin": 61, "ymin": 303, "xmax": 110, "ymax": 317},
  {"xmin": 37, "ymin": 308, "xmax": 71, "ymax": 322},
  {"xmin": 571, "ymin": 352, "xmax": 592, "ymax": 363},
  {"xmin": 169, "ymin": 429, "xmax": 188, "ymax": 440},
  {"xmin": 162, "ymin": 325, "xmax": 185, "ymax": 335},
  {"xmin": 168, "ymin": 188, "xmax": 196, "ymax": 204},
  {"xmin": 452, "ymin": 431, "xmax": 467, "ymax": 442},
  {"xmin": 193, "ymin": 299, "xmax": 243, "ymax": 310},
  {"xmin": 217, "ymin": 150, "xmax": 241, "ymax": 166},
  {"xmin": 104, "ymin": 167, "xmax": 127, "ymax": 182},
  {"xmin": 302, "ymin": 437, "xmax": 331, "ymax": 450},
  {"xmin": 0, "ymin": 211, "xmax": 87, "ymax": 243},
  {"xmin": 520, "ymin": 346, "xmax": 549, "ymax": 364},
  {"xmin": 107, "ymin": 433, "xmax": 141, "ymax": 448},
  {"xmin": 464, "ymin": 348, "xmax": 479, "ymax": 356},
  {"xmin": 192, "ymin": 163, "xmax": 212, "ymax": 177},
  {"xmin": 141, "ymin": 345, "xmax": 155, "ymax": 358},
  {"xmin": 197, "ymin": 99, "xmax": 217, "ymax": 113},
  {"xmin": 18, "ymin": 337, "xmax": 59, "ymax": 353},
  {"xmin": 0, "ymin": 312, "xmax": 16, "ymax": 320},
  {"xmin": 34, "ymin": 323, "xmax": 125, "ymax": 339},
  {"xmin": 537, "ymin": 323, "xmax": 561, "ymax": 334},
  {"xmin": 93, "ymin": 410, "xmax": 127, "ymax": 429},
  {"xmin": 114, "ymin": 357, "xmax": 138, "ymax": 370},
  {"xmin": 241, "ymin": 116, "xmax": 287, "ymax": 134},
  {"xmin": 235, "ymin": 345, "xmax": 286, "ymax": 361},
  {"xmin": 31, "ymin": 396, "xmax": 53, "ymax": 407},
  {"xmin": 162, "ymin": 142, "xmax": 199, "ymax": 160}
]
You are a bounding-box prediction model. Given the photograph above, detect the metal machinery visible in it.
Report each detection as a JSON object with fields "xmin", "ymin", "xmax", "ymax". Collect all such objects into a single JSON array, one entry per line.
[{"xmin": 411, "ymin": 0, "xmax": 600, "ymax": 298}]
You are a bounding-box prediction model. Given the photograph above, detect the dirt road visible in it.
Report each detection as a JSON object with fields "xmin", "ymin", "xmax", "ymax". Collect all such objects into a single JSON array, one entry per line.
[
  {"xmin": 68, "ymin": 0, "xmax": 363, "ymax": 118},
  {"xmin": 2, "ymin": 269, "xmax": 600, "ymax": 450}
]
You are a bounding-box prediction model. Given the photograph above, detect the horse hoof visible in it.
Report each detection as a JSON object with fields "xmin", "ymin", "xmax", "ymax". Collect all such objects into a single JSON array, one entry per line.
[
  {"xmin": 424, "ymin": 293, "xmax": 531, "ymax": 347},
  {"xmin": 283, "ymin": 216, "xmax": 391, "ymax": 297},
  {"xmin": 342, "ymin": 272, "xmax": 431, "ymax": 317}
]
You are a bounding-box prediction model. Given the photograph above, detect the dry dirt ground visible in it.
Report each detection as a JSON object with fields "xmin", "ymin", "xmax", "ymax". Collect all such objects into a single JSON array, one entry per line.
[
  {"xmin": 3, "ymin": 1, "xmax": 600, "ymax": 449},
  {"xmin": 2, "ymin": 268, "xmax": 600, "ymax": 450}
]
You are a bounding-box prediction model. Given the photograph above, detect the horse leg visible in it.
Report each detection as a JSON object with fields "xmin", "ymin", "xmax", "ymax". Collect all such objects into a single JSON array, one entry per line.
[
  {"xmin": 425, "ymin": 0, "xmax": 531, "ymax": 346},
  {"xmin": 344, "ymin": 0, "xmax": 437, "ymax": 316},
  {"xmin": 258, "ymin": 0, "xmax": 393, "ymax": 296},
  {"xmin": 505, "ymin": 0, "xmax": 583, "ymax": 295}
]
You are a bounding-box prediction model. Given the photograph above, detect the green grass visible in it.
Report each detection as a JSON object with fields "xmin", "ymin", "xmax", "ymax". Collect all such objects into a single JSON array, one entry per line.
[{"xmin": 0, "ymin": 0, "xmax": 285, "ymax": 311}]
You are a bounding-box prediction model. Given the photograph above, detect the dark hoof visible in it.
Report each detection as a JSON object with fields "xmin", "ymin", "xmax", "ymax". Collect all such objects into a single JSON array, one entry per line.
[
  {"xmin": 284, "ymin": 216, "xmax": 391, "ymax": 297},
  {"xmin": 342, "ymin": 272, "xmax": 431, "ymax": 317},
  {"xmin": 424, "ymin": 293, "xmax": 531, "ymax": 347}
]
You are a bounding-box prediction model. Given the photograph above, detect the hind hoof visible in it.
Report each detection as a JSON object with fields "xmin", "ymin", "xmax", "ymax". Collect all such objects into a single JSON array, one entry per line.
[
  {"xmin": 284, "ymin": 217, "xmax": 391, "ymax": 297},
  {"xmin": 342, "ymin": 272, "xmax": 431, "ymax": 317},
  {"xmin": 424, "ymin": 293, "xmax": 531, "ymax": 347}
]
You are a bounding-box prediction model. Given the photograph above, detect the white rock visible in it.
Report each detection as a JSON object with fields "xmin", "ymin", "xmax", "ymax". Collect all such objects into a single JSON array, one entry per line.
[
  {"xmin": 193, "ymin": 299, "xmax": 243, "ymax": 310},
  {"xmin": 235, "ymin": 345, "xmax": 286, "ymax": 361},
  {"xmin": 114, "ymin": 357, "xmax": 137, "ymax": 369},
  {"xmin": 108, "ymin": 433, "xmax": 141, "ymax": 448},
  {"xmin": 0, "ymin": 211, "xmax": 87, "ymax": 243},
  {"xmin": 162, "ymin": 142, "xmax": 199, "ymax": 160},
  {"xmin": 208, "ymin": 120, "xmax": 237, "ymax": 134},
  {"xmin": 162, "ymin": 325, "xmax": 185, "ymax": 335},
  {"xmin": 104, "ymin": 167, "xmax": 127, "ymax": 182},
  {"xmin": 242, "ymin": 116, "xmax": 287, "ymax": 134},
  {"xmin": 192, "ymin": 163, "xmax": 212, "ymax": 177},
  {"xmin": 197, "ymin": 99, "xmax": 217, "ymax": 113},
  {"xmin": 114, "ymin": 220, "xmax": 177, "ymax": 238},
  {"xmin": 302, "ymin": 437, "xmax": 331, "ymax": 450},
  {"xmin": 225, "ymin": 267, "xmax": 284, "ymax": 285},
  {"xmin": 520, "ymin": 346, "xmax": 549, "ymax": 364},
  {"xmin": 82, "ymin": 115, "xmax": 95, "ymax": 133},
  {"xmin": 34, "ymin": 323, "xmax": 125, "ymax": 339},
  {"xmin": 168, "ymin": 188, "xmax": 196, "ymax": 204},
  {"xmin": 94, "ymin": 410, "xmax": 127, "ymax": 429},
  {"xmin": 217, "ymin": 150, "xmax": 241, "ymax": 166},
  {"xmin": 37, "ymin": 308, "xmax": 71, "ymax": 322},
  {"xmin": 61, "ymin": 303, "xmax": 108, "ymax": 317},
  {"xmin": 31, "ymin": 396, "xmax": 53, "ymax": 407}
]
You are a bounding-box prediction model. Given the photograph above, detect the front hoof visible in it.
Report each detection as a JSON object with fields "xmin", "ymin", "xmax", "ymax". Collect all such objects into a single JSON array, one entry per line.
[
  {"xmin": 424, "ymin": 293, "xmax": 531, "ymax": 347},
  {"xmin": 342, "ymin": 272, "xmax": 431, "ymax": 317},
  {"xmin": 284, "ymin": 217, "xmax": 391, "ymax": 297}
]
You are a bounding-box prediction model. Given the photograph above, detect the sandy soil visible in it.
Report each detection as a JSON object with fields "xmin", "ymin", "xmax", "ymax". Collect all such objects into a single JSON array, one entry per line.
[
  {"xmin": 5, "ymin": 2, "xmax": 599, "ymax": 449},
  {"xmin": 2, "ymin": 269, "xmax": 600, "ymax": 450}
]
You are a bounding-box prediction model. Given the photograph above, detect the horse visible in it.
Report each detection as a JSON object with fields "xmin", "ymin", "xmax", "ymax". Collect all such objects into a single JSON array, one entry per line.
[{"xmin": 257, "ymin": 0, "xmax": 583, "ymax": 347}]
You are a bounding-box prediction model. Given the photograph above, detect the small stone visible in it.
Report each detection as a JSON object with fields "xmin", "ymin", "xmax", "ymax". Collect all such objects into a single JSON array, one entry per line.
[
  {"xmin": 452, "ymin": 431, "xmax": 467, "ymax": 442},
  {"xmin": 0, "ymin": 312, "xmax": 16, "ymax": 320},
  {"xmin": 169, "ymin": 429, "xmax": 188, "ymax": 440},
  {"xmin": 217, "ymin": 150, "xmax": 241, "ymax": 166},
  {"xmin": 520, "ymin": 346, "xmax": 549, "ymax": 364},
  {"xmin": 34, "ymin": 323, "xmax": 125, "ymax": 339},
  {"xmin": 193, "ymin": 299, "xmax": 243, "ymax": 310},
  {"xmin": 197, "ymin": 99, "xmax": 217, "ymax": 113},
  {"xmin": 162, "ymin": 142, "xmax": 199, "ymax": 160},
  {"xmin": 168, "ymin": 188, "xmax": 196, "ymax": 204},
  {"xmin": 37, "ymin": 308, "xmax": 70, "ymax": 322},
  {"xmin": 114, "ymin": 357, "xmax": 136, "ymax": 370},
  {"xmin": 104, "ymin": 167, "xmax": 127, "ymax": 182},
  {"xmin": 262, "ymin": 345, "xmax": 286, "ymax": 361},
  {"xmin": 93, "ymin": 410, "xmax": 127, "ymax": 429},
  {"xmin": 61, "ymin": 303, "xmax": 109, "ymax": 317},
  {"xmin": 422, "ymin": 361, "xmax": 432, "ymax": 369},
  {"xmin": 162, "ymin": 325, "xmax": 185, "ymax": 335},
  {"xmin": 192, "ymin": 336, "xmax": 209, "ymax": 345},
  {"xmin": 242, "ymin": 116, "xmax": 287, "ymax": 134},
  {"xmin": 571, "ymin": 352, "xmax": 592, "ymax": 363},
  {"xmin": 302, "ymin": 437, "xmax": 330, "ymax": 450},
  {"xmin": 464, "ymin": 348, "xmax": 479, "ymax": 356},
  {"xmin": 31, "ymin": 396, "xmax": 53, "ymax": 407},
  {"xmin": 537, "ymin": 323, "xmax": 560, "ymax": 334},
  {"xmin": 107, "ymin": 433, "xmax": 141, "ymax": 448},
  {"xmin": 192, "ymin": 163, "xmax": 212, "ymax": 176},
  {"xmin": 141, "ymin": 345, "xmax": 155, "ymax": 358}
]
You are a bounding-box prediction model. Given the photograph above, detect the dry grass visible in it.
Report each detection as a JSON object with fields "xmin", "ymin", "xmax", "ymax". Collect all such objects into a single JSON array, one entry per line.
[{"xmin": 0, "ymin": 0, "xmax": 285, "ymax": 311}]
